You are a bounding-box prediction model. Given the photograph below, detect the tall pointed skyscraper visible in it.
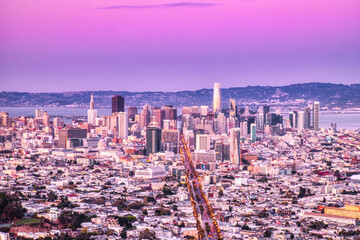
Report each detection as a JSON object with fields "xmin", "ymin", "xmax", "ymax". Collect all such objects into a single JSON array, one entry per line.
[
  {"xmin": 88, "ymin": 93, "xmax": 97, "ymax": 125},
  {"xmin": 213, "ymin": 82, "xmax": 221, "ymax": 113}
]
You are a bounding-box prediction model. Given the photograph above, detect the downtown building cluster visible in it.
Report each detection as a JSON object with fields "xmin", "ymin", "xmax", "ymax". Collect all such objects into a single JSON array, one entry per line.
[{"xmin": 0, "ymin": 83, "xmax": 359, "ymax": 239}]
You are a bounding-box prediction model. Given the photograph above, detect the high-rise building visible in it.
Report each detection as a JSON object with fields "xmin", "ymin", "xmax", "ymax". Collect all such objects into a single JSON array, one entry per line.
[
  {"xmin": 127, "ymin": 107, "xmax": 138, "ymax": 121},
  {"xmin": 35, "ymin": 109, "xmax": 44, "ymax": 119},
  {"xmin": 266, "ymin": 113, "xmax": 283, "ymax": 126},
  {"xmin": 140, "ymin": 109, "xmax": 150, "ymax": 129},
  {"xmin": 154, "ymin": 109, "xmax": 165, "ymax": 129},
  {"xmin": 143, "ymin": 104, "xmax": 151, "ymax": 113},
  {"xmin": 216, "ymin": 113, "xmax": 226, "ymax": 134},
  {"xmin": 289, "ymin": 112, "xmax": 295, "ymax": 128},
  {"xmin": 191, "ymin": 106, "xmax": 200, "ymax": 118},
  {"xmin": 146, "ymin": 127, "xmax": 161, "ymax": 156},
  {"xmin": 213, "ymin": 83, "xmax": 221, "ymax": 113},
  {"xmin": 53, "ymin": 117, "xmax": 61, "ymax": 128},
  {"xmin": 196, "ymin": 134, "xmax": 210, "ymax": 151},
  {"xmin": 230, "ymin": 128, "xmax": 241, "ymax": 165},
  {"xmin": 229, "ymin": 99, "xmax": 236, "ymax": 118},
  {"xmin": 161, "ymin": 129, "xmax": 179, "ymax": 153},
  {"xmin": 250, "ymin": 123, "xmax": 256, "ymax": 142},
  {"xmin": 118, "ymin": 112, "xmax": 128, "ymax": 140},
  {"xmin": 87, "ymin": 94, "xmax": 98, "ymax": 125},
  {"xmin": 112, "ymin": 95, "xmax": 125, "ymax": 113},
  {"xmin": 182, "ymin": 107, "xmax": 191, "ymax": 116},
  {"xmin": 200, "ymin": 106, "xmax": 209, "ymax": 117},
  {"xmin": 297, "ymin": 111, "xmax": 305, "ymax": 130},
  {"xmin": 304, "ymin": 107, "xmax": 311, "ymax": 129},
  {"xmin": 161, "ymin": 105, "xmax": 177, "ymax": 121},
  {"xmin": 214, "ymin": 141, "xmax": 223, "ymax": 161},
  {"xmin": 43, "ymin": 111, "xmax": 50, "ymax": 126},
  {"xmin": 256, "ymin": 109, "xmax": 264, "ymax": 130},
  {"xmin": 240, "ymin": 121, "xmax": 248, "ymax": 135},
  {"xmin": 313, "ymin": 101, "xmax": 320, "ymax": 130},
  {"xmin": 59, "ymin": 128, "xmax": 87, "ymax": 148},
  {"xmin": 257, "ymin": 106, "xmax": 270, "ymax": 130},
  {"xmin": 169, "ymin": 108, "xmax": 177, "ymax": 120},
  {"xmin": 0, "ymin": 112, "xmax": 10, "ymax": 127}
]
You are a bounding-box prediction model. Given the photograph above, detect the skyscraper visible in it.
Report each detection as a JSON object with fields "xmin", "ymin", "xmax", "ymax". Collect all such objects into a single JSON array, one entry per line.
[
  {"xmin": 169, "ymin": 108, "xmax": 177, "ymax": 121},
  {"xmin": 146, "ymin": 127, "xmax": 162, "ymax": 156},
  {"xmin": 140, "ymin": 109, "xmax": 150, "ymax": 129},
  {"xmin": 35, "ymin": 109, "xmax": 44, "ymax": 119},
  {"xmin": 196, "ymin": 134, "xmax": 210, "ymax": 151},
  {"xmin": 59, "ymin": 128, "xmax": 87, "ymax": 148},
  {"xmin": 229, "ymin": 99, "xmax": 236, "ymax": 118},
  {"xmin": 216, "ymin": 113, "xmax": 226, "ymax": 134},
  {"xmin": 263, "ymin": 106, "xmax": 270, "ymax": 125},
  {"xmin": 118, "ymin": 112, "xmax": 128, "ymax": 140},
  {"xmin": 182, "ymin": 107, "xmax": 192, "ymax": 116},
  {"xmin": 250, "ymin": 123, "xmax": 256, "ymax": 142},
  {"xmin": 304, "ymin": 107, "xmax": 311, "ymax": 129},
  {"xmin": 88, "ymin": 94, "xmax": 98, "ymax": 125},
  {"xmin": 297, "ymin": 111, "xmax": 304, "ymax": 130},
  {"xmin": 112, "ymin": 95, "xmax": 125, "ymax": 113},
  {"xmin": 213, "ymin": 83, "xmax": 221, "ymax": 113},
  {"xmin": 257, "ymin": 106, "xmax": 270, "ymax": 130},
  {"xmin": 0, "ymin": 111, "xmax": 10, "ymax": 127},
  {"xmin": 154, "ymin": 109, "xmax": 165, "ymax": 129},
  {"xmin": 127, "ymin": 107, "xmax": 138, "ymax": 121},
  {"xmin": 230, "ymin": 128, "xmax": 241, "ymax": 165},
  {"xmin": 313, "ymin": 101, "xmax": 320, "ymax": 130},
  {"xmin": 43, "ymin": 111, "xmax": 50, "ymax": 126},
  {"xmin": 161, "ymin": 129, "xmax": 179, "ymax": 153},
  {"xmin": 240, "ymin": 121, "xmax": 248, "ymax": 135},
  {"xmin": 200, "ymin": 106, "xmax": 209, "ymax": 117}
]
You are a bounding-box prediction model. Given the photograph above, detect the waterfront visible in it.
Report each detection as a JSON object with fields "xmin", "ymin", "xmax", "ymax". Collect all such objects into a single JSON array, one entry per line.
[{"xmin": 1, "ymin": 107, "xmax": 359, "ymax": 130}]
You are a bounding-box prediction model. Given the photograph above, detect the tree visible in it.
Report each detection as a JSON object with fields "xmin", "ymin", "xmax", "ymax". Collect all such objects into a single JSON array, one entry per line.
[
  {"xmin": 218, "ymin": 189, "xmax": 224, "ymax": 197},
  {"xmin": 126, "ymin": 202, "xmax": 144, "ymax": 210},
  {"xmin": 162, "ymin": 187, "xmax": 174, "ymax": 195},
  {"xmin": 142, "ymin": 209, "xmax": 148, "ymax": 216},
  {"xmin": 47, "ymin": 191, "xmax": 58, "ymax": 201},
  {"xmin": 264, "ymin": 229, "xmax": 272, "ymax": 238},
  {"xmin": 298, "ymin": 187, "xmax": 306, "ymax": 198},
  {"xmin": 242, "ymin": 224, "xmax": 251, "ymax": 230},
  {"xmin": 184, "ymin": 235, "xmax": 196, "ymax": 239},
  {"xmin": 258, "ymin": 176, "xmax": 268, "ymax": 183},
  {"xmin": 120, "ymin": 229, "xmax": 127, "ymax": 238},
  {"xmin": 113, "ymin": 198, "xmax": 127, "ymax": 210},
  {"xmin": 0, "ymin": 193, "xmax": 24, "ymax": 223},
  {"xmin": 144, "ymin": 196, "xmax": 156, "ymax": 203},
  {"xmin": 258, "ymin": 210, "xmax": 269, "ymax": 218},
  {"xmin": 16, "ymin": 165, "xmax": 24, "ymax": 171},
  {"xmin": 155, "ymin": 208, "xmax": 171, "ymax": 216},
  {"xmin": 205, "ymin": 222, "xmax": 211, "ymax": 233},
  {"xmin": 58, "ymin": 211, "xmax": 91, "ymax": 230},
  {"xmin": 139, "ymin": 228, "xmax": 155, "ymax": 239}
]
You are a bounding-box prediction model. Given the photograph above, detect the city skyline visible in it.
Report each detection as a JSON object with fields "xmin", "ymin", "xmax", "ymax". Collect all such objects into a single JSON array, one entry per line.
[
  {"xmin": 1, "ymin": 0, "xmax": 360, "ymax": 92},
  {"xmin": 1, "ymin": 0, "xmax": 360, "ymax": 238}
]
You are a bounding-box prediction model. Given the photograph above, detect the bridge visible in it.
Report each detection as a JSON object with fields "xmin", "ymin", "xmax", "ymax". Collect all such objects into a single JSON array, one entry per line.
[{"xmin": 180, "ymin": 135, "xmax": 222, "ymax": 240}]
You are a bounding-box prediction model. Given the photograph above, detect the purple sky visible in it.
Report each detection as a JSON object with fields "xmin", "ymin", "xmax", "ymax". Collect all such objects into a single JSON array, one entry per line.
[{"xmin": 0, "ymin": 0, "xmax": 359, "ymax": 92}]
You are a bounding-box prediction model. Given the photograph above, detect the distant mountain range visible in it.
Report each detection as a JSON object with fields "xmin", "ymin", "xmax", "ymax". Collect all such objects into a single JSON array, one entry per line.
[{"xmin": 1, "ymin": 83, "xmax": 359, "ymax": 109}]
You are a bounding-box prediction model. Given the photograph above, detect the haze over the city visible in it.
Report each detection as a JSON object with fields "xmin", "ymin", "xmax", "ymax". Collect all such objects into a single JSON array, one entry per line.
[{"xmin": 1, "ymin": 0, "xmax": 360, "ymax": 92}]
